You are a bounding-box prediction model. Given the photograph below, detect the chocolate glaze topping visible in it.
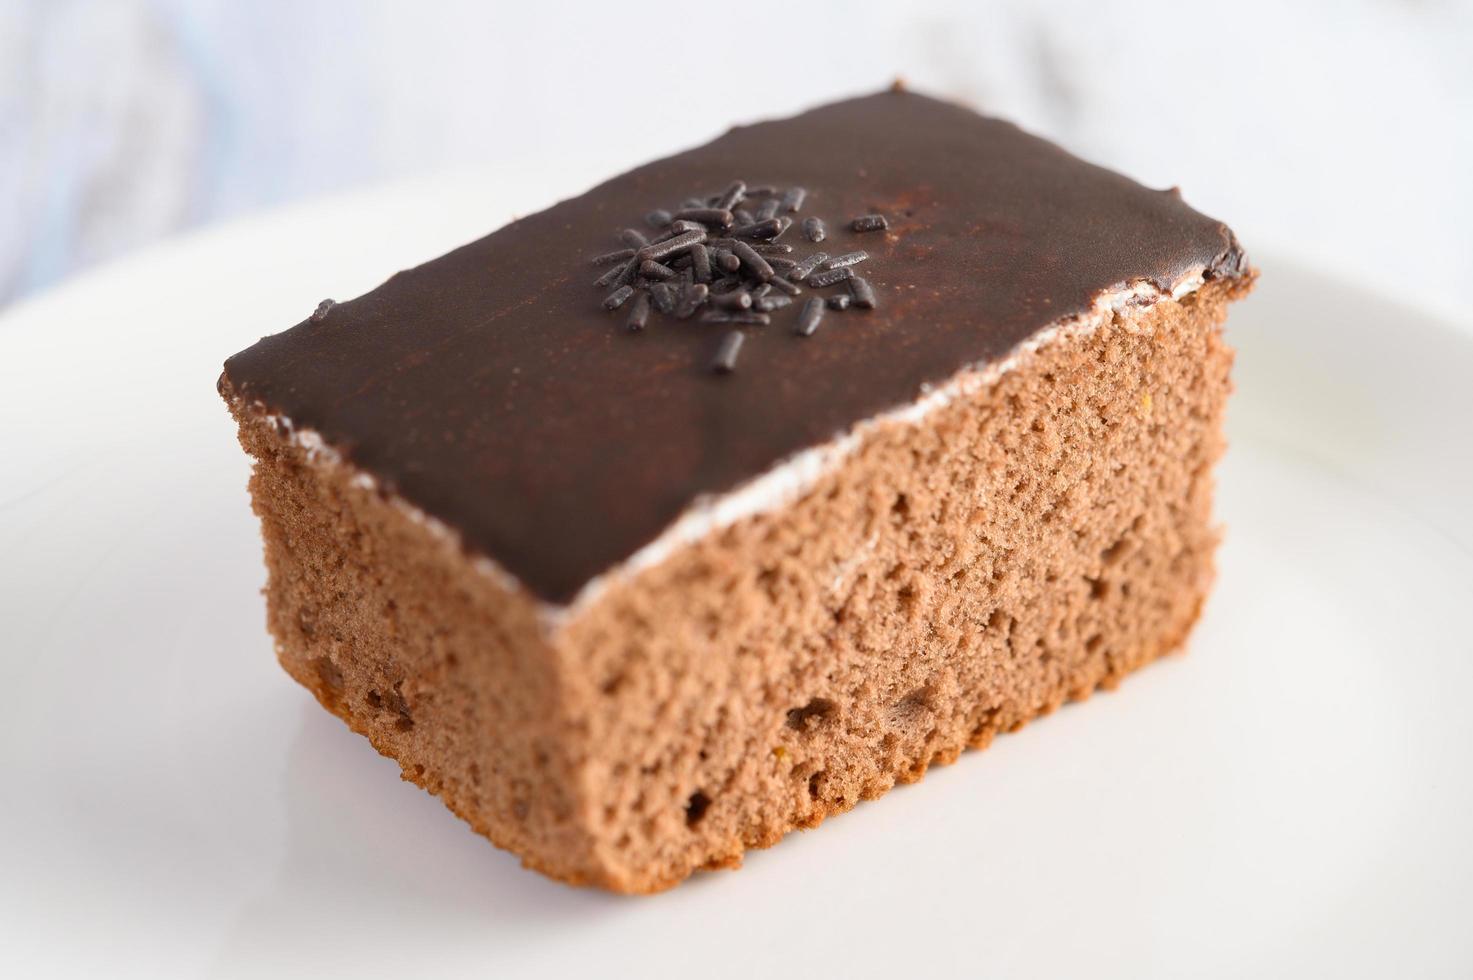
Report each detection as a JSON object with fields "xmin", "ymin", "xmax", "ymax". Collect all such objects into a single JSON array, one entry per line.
[{"xmin": 222, "ymin": 90, "xmax": 1247, "ymax": 604}]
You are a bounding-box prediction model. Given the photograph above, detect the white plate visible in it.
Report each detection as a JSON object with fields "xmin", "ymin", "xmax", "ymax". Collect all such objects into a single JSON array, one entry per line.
[{"xmin": 2, "ymin": 173, "xmax": 1471, "ymax": 979}]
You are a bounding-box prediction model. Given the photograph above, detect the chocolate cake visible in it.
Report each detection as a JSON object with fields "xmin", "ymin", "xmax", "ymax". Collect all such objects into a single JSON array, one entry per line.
[{"xmin": 219, "ymin": 88, "xmax": 1252, "ymax": 892}]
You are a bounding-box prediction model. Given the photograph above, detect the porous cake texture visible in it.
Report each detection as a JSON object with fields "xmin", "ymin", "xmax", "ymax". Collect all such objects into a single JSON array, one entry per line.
[{"xmin": 221, "ymin": 88, "xmax": 1252, "ymax": 892}]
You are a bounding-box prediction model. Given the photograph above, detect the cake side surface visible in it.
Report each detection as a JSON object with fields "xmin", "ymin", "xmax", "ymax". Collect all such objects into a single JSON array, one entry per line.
[
  {"xmin": 551, "ymin": 275, "xmax": 1245, "ymax": 890},
  {"xmin": 223, "ymin": 398, "xmax": 602, "ymax": 884},
  {"xmin": 225, "ymin": 272, "xmax": 1248, "ymax": 891},
  {"xmin": 220, "ymin": 88, "xmax": 1248, "ymax": 604}
]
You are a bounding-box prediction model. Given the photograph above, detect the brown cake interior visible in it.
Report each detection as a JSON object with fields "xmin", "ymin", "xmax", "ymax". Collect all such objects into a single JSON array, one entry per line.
[{"xmin": 225, "ymin": 274, "xmax": 1246, "ymax": 892}]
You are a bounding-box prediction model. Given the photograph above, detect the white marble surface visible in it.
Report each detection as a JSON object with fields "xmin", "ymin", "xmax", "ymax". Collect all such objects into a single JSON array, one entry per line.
[{"xmin": 4, "ymin": 0, "xmax": 1472, "ymax": 327}]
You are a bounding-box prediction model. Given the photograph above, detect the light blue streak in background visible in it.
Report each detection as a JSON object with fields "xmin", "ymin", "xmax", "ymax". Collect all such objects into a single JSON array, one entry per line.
[{"xmin": 4, "ymin": 0, "xmax": 1471, "ymax": 326}]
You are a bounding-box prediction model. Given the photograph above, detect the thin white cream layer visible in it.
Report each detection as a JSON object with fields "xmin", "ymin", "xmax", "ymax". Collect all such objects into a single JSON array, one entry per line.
[{"xmin": 249, "ymin": 269, "xmax": 1206, "ymax": 636}]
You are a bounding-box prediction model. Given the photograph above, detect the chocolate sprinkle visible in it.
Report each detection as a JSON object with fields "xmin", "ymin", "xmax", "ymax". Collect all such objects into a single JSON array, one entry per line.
[
  {"xmin": 639, "ymin": 229, "xmax": 707, "ymax": 262},
  {"xmin": 801, "ymin": 216, "xmax": 826, "ymax": 243},
  {"xmin": 824, "ymin": 250, "xmax": 869, "ymax": 270},
  {"xmin": 639, "ymin": 259, "xmax": 677, "ymax": 280},
  {"xmin": 754, "ymin": 294, "xmax": 792, "ymax": 312},
  {"xmin": 733, "ymin": 218, "xmax": 784, "ymax": 240},
  {"xmin": 613, "ymin": 259, "xmax": 639, "ymax": 288},
  {"xmin": 709, "ymin": 276, "xmax": 742, "ymax": 294},
  {"xmin": 673, "ymin": 207, "xmax": 735, "ymax": 229},
  {"xmin": 715, "ymin": 181, "xmax": 747, "ymax": 211},
  {"xmin": 796, "ymin": 297, "xmax": 825, "ymax": 336},
  {"xmin": 712, "ymin": 290, "xmax": 753, "ymax": 310},
  {"xmin": 733, "ymin": 208, "xmax": 755, "ymax": 227},
  {"xmin": 807, "ymin": 266, "xmax": 854, "ymax": 288},
  {"xmin": 591, "ymin": 248, "xmax": 636, "ymax": 266},
  {"xmin": 594, "ymin": 259, "xmax": 633, "ymax": 288},
  {"xmin": 669, "ymin": 219, "xmax": 706, "ymax": 234},
  {"xmin": 711, "ymin": 330, "xmax": 745, "ymax": 373},
  {"xmin": 621, "ymin": 228, "xmax": 649, "ymax": 249},
  {"xmin": 714, "ymin": 248, "xmax": 741, "ymax": 273},
  {"xmin": 625, "ymin": 291, "xmax": 651, "ymax": 331},
  {"xmin": 705, "ymin": 240, "xmax": 790, "ymax": 258},
  {"xmin": 650, "ymin": 282, "xmax": 677, "ymax": 313},
  {"xmin": 674, "ymin": 282, "xmax": 709, "ymax": 319},
  {"xmin": 646, "ymin": 209, "xmax": 673, "ymax": 228},
  {"xmin": 850, "ymin": 214, "xmax": 889, "ymax": 233},
  {"xmin": 826, "ymin": 293, "xmax": 852, "ymax": 310},
  {"xmin": 849, "ymin": 276, "xmax": 878, "ymax": 309},
  {"xmin": 689, "ymin": 244, "xmax": 712, "ymax": 283},
  {"xmin": 789, "ymin": 252, "xmax": 828, "ymax": 281},
  {"xmin": 755, "ymin": 198, "xmax": 779, "ymax": 221},
  {"xmin": 768, "ymin": 275, "xmax": 801, "ymax": 296},
  {"xmin": 704, "ymin": 311, "xmax": 772, "ymax": 326},
  {"xmin": 310, "ymin": 299, "xmax": 336, "ymax": 322},
  {"xmin": 602, "ymin": 284, "xmax": 635, "ymax": 310},
  {"xmin": 730, "ymin": 241, "xmax": 774, "ymax": 282},
  {"xmin": 781, "ymin": 187, "xmax": 807, "ymax": 212}
]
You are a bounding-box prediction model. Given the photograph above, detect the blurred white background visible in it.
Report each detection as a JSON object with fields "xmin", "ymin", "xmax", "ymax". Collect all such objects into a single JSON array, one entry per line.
[{"xmin": 3, "ymin": 0, "xmax": 1471, "ymax": 325}]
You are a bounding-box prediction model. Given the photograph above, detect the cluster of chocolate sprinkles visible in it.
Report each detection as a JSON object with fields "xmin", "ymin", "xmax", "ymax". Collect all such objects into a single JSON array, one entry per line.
[{"xmin": 588, "ymin": 180, "xmax": 888, "ymax": 374}]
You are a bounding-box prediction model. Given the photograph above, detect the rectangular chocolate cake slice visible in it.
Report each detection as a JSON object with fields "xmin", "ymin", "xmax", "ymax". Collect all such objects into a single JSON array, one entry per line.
[{"xmin": 220, "ymin": 88, "xmax": 1252, "ymax": 892}]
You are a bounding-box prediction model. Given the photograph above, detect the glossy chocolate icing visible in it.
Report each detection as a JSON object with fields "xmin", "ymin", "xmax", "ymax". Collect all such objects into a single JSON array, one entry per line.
[{"xmin": 222, "ymin": 89, "xmax": 1246, "ymax": 604}]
